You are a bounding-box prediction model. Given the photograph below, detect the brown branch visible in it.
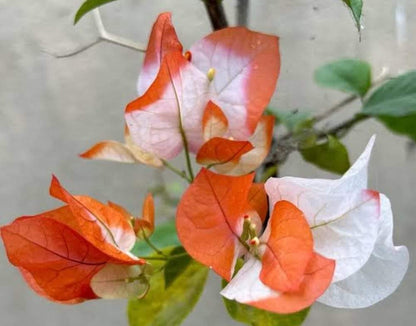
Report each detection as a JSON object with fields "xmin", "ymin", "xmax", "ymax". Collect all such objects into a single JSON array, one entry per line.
[
  {"xmin": 203, "ymin": 0, "xmax": 229, "ymax": 30},
  {"xmin": 236, "ymin": 0, "xmax": 249, "ymax": 26}
]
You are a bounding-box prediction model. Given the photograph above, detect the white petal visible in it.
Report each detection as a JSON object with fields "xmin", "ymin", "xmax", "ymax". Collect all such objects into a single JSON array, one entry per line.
[
  {"xmin": 126, "ymin": 54, "xmax": 209, "ymax": 159},
  {"xmin": 332, "ymin": 135, "xmax": 375, "ymax": 192},
  {"xmin": 318, "ymin": 194, "xmax": 409, "ymax": 308},
  {"xmin": 190, "ymin": 28, "xmax": 279, "ymax": 140},
  {"xmin": 221, "ymin": 257, "xmax": 279, "ymax": 303},
  {"xmin": 265, "ymin": 136, "xmax": 375, "ymax": 201},
  {"xmin": 265, "ymin": 185, "xmax": 380, "ymax": 282},
  {"xmin": 91, "ymin": 264, "xmax": 149, "ymax": 299}
]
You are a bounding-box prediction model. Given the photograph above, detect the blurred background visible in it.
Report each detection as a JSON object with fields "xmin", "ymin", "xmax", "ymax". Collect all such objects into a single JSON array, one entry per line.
[{"xmin": 0, "ymin": 0, "xmax": 414, "ymax": 325}]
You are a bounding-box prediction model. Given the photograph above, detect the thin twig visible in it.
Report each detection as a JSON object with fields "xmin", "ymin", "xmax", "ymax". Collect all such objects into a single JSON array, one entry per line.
[
  {"xmin": 161, "ymin": 159, "xmax": 192, "ymax": 183},
  {"xmin": 263, "ymin": 68, "xmax": 391, "ymax": 167},
  {"xmin": 314, "ymin": 67, "xmax": 390, "ymax": 123},
  {"xmin": 47, "ymin": 9, "xmax": 146, "ymax": 58},
  {"xmin": 51, "ymin": 38, "xmax": 103, "ymax": 58},
  {"xmin": 92, "ymin": 9, "xmax": 146, "ymax": 52},
  {"xmin": 141, "ymin": 230, "xmax": 166, "ymax": 257},
  {"xmin": 317, "ymin": 114, "xmax": 370, "ymax": 139},
  {"xmin": 203, "ymin": 0, "xmax": 229, "ymax": 30},
  {"xmin": 236, "ymin": 0, "xmax": 249, "ymax": 26},
  {"xmin": 314, "ymin": 94, "xmax": 357, "ymax": 123}
]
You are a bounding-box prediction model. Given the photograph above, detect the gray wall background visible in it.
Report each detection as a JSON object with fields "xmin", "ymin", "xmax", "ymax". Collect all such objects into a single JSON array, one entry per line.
[{"xmin": 0, "ymin": 0, "xmax": 414, "ymax": 325}]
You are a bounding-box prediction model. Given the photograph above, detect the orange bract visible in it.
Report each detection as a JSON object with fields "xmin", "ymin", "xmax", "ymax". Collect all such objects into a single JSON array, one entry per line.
[
  {"xmin": 202, "ymin": 101, "xmax": 229, "ymax": 141},
  {"xmin": 0, "ymin": 176, "xmax": 145, "ymax": 303},
  {"xmin": 249, "ymin": 253, "xmax": 335, "ymax": 314},
  {"xmin": 260, "ymin": 201, "xmax": 314, "ymax": 292},
  {"xmin": 196, "ymin": 137, "xmax": 254, "ymax": 166},
  {"xmin": 137, "ymin": 12, "xmax": 183, "ymax": 95},
  {"xmin": 176, "ymin": 168, "xmax": 254, "ymax": 280}
]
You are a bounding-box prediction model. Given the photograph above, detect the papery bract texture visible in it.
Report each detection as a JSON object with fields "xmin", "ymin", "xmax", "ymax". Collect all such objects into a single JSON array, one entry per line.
[
  {"xmin": 126, "ymin": 52, "xmax": 209, "ymax": 159},
  {"xmin": 176, "ymin": 168, "xmax": 254, "ymax": 281},
  {"xmin": 264, "ymin": 136, "xmax": 409, "ymax": 308},
  {"xmin": 317, "ymin": 194, "xmax": 409, "ymax": 308},
  {"xmin": 210, "ymin": 115, "xmax": 275, "ymax": 175},
  {"xmin": 190, "ymin": 27, "xmax": 280, "ymax": 139},
  {"xmin": 137, "ymin": 12, "xmax": 183, "ymax": 96},
  {"xmin": 127, "ymin": 19, "xmax": 280, "ymax": 161},
  {"xmin": 1, "ymin": 176, "xmax": 145, "ymax": 303},
  {"xmin": 80, "ymin": 127, "xmax": 162, "ymax": 167},
  {"xmin": 221, "ymin": 201, "xmax": 335, "ymax": 314}
]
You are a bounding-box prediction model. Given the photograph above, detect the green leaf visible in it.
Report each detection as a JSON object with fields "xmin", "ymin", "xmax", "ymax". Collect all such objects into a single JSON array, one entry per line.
[
  {"xmin": 164, "ymin": 246, "xmax": 192, "ymax": 289},
  {"xmin": 377, "ymin": 114, "xmax": 416, "ymax": 142},
  {"xmin": 342, "ymin": 0, "xmax": 363, "ymax": 32},
  {"xmin": 74, "ymin": 0, "xmax": 118, "ymax": 24},
  {"xmin": 128, "ymin": 248, "xmax": 209, "ymax": 326},
  {"xmin": 222, "ymin": 278, "xmax": 310, "ymax": 326},
  {"xmin": 131, "ymin": 220, "xmax": 180, "ymax": 257},
  {"xmin": 268, "ymin": 109, "xmax": 313, "ymax": 134},
  {"xmin": 314, "ymin": 59, "xmax": 371, "ymax": 96},
  {"xmin": 300, "ymin": 135, "xmax": 350, "ymax": 174},
  {"xmin": 363, "ymin": 71, "xmax": 416, "ymax": 117},
  {"xmin": 361, "ymin": 71, "xmax": 416, "ymax": 141}
]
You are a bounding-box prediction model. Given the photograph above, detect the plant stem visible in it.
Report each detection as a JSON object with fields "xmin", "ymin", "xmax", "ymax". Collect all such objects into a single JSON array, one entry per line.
[
  {"xmin": 203, "ymin": 0, "xmax": 229, "ymax": 30},
  {"xmin": 313, "ymin": 94, "xmax": 357, "ymax": 123},
  {"xmin": 263, "ymin": 71, "xmax": 391, "ymax": 168},
  {"xmin": 313, "ymin": 72, "xmax": 390, "ymax": 124},
  {"xmin": 141, "ymin": 231, "xmax": 166, "ymax": 257},
  {"xmin": 140, "ymin": 252, "xmax": 190, "ymax": 261},
  {"xmin": 161, "ymin": 159, "xmax": 192, "ymax": 183},
  {"xmin": 236, "ymin": 0, "xmax": 249, "ymax": 26},
  {"xmin": 182, "ymin": 139, "xmax": 195, "ymax": 182},
  {"xmin": 317, "ymin": 114, "xmax": 370, "ymax": 139}
]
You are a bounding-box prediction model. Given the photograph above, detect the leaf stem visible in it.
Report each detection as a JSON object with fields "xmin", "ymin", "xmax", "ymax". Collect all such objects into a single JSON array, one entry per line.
[
  {"xmin": 141, "ymin": 231, "xmax": 166, "ymax": 257},
  {"xmin": 313, "ymin": 71, "xmax": 390, "ymax": 124},
  {"xmin": 161, "ymin": 159, "xmax": 192, "ymax": 183},
  {"xmin": 140, "ymin": 252, "xmax": 190, "ymax": 261},
  {"xmin": 182, "ymin": 137, "xmax": 195, "ymax": 182}
]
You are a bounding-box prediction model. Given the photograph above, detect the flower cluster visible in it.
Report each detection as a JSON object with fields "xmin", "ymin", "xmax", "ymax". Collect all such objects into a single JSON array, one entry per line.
[
  {"xmin": 0, "ymin": 11, "xmax": 409, "ymax": 320},
  {"xmin": 184, "ymin": 136, "xmax": 408, "ymax": 312},
  {"xmin": 1, "ymin": 176, "xmax": 154, "ymax": 302}
]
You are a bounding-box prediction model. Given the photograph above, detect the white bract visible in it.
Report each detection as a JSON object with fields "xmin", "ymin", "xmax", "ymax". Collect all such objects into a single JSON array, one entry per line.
[{"xmin": 264, "ymin": 136, "xmax": 409, "ymax": 308}]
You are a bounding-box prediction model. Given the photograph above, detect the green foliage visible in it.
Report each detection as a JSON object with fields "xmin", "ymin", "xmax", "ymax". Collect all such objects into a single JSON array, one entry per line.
[
  {"xmin": 269, "ymin": 109, "xmax": 313, "ymax": 134},
  {"xmin": 128, "ymin": 247, "xmax": 209, "ymax": 326},
  {"xmin": 315, "ymin": 59, "xmax": 371, "ymax": 96},
  {"xmin": 377, "ymin": 115, "xmax": 416, "ymax": 142},
  {"xmin": 222, "ymin": 279, "xmax": 310, "ymax": 326},
  {"xmin": 342, "ymin": 0, "xmax": 363, "ymax": 32},
  {"xmin": 131, "ymin": 220, "xmax": 180, "ymax": 257},
  {"xmin": 164, "ymin": 246, "xmax": 192, "ymax": 289},
  {"xmin": 363, "ymin": 71, "xmax": 416, "ymax": 116},
  {"xmin": 362, "ymin": 71, "xmax": 416, "ymax": 141},
  {"xmin": 300, "ymin": 135, "xmax": 350, "ymax": 174},
  {"xmin": 74, "ymin": 0, "xmax": 118, "ymax": 24}
]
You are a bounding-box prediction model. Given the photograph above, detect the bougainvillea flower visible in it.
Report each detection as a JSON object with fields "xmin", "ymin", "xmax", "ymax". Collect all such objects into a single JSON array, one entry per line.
[
  {"xmin": 126, "ymin": 14, "xmax": 280, "ymax": 160},
  {"xmin": 176, "ymin": 169, "xmax": 335, "ymax": 313},
  {"xmin": 108, "ymin": 193, "xmax": 155, "ymax": 239},
  {"xmin": 265, "ymin": 136, "xmax": 409, "ymax": 308},
  {"xmin": 80, "ymin": 12, "xmax": 181, "ymax": 167},
  {"xmin": 80, "ymin": 126, "xmax": 162, "ymax": 167},
  {"xmin": 136, "ymin": 12, "xmax": 183, "ymax": 96},
  {"xmin": 197, "ymin": 102, "xmax": 275, "ymax": 175},
  {"xmin": 0, "ymin": 176, "xmax": 148, "ymax": 303}
]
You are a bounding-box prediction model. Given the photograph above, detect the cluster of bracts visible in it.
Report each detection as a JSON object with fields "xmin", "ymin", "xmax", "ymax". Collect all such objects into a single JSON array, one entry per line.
[{"xmin": 1, "ymin": 13, "xmax": 408, "ymax": 315}]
